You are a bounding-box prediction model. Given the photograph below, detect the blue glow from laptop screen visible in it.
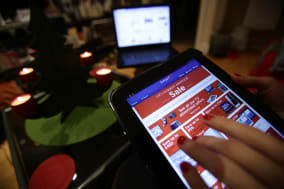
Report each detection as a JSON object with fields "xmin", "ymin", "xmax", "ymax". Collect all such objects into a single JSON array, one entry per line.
[{"xmin": 113, "ymin": 6, "xmax": 171, "ymax": 48}]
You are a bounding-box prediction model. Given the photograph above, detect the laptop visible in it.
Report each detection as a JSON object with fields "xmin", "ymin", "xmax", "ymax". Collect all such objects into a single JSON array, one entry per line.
[{"xmin": 113, "ymin": 5, "xmax": 178, "ymax": 68}]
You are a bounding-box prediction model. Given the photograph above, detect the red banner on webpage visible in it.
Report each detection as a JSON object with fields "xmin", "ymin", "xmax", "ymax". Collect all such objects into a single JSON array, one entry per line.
[
  {"xmin": 134, "ymin": 67, "xmax": 210, "ymax": 119},
  {"xmin": 160, "ymin": 130, "xmax": 224, "ymax": 188},
  {"xmin": 266, "ymin": 127, "xmax": 283, "ymax": 140},
  {"xmin": 159, "ymin": 125, "xmax": 226, "ymax": 189},
  {"xmin": 148, "ymin": 80, "xmax": 225, "ymax": 141},
  {"xmin": 231, "ymin": 105, "xmax": 260, "ymax": 125},
  {"xmin": 204, "ymin": 92, "xmax": 243, "ymax": 117},
  {"xmin": 183, "ymin": 114, "xmax": 209, "ymax": 137},
  {"xmin": 161, "ymin": 130, "xmax": 186, "ymax": 156},
  {"xmin": 229, "ymin": 105, "xmax": 283, "ymax": 141},
  {"xmin": 211, "ymin": 182, "xmax": 225, "ymax": 189}
]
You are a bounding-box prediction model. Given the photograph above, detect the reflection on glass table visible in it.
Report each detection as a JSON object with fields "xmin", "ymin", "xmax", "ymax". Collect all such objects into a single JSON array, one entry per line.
[{"xmin": 2, "ymin": 72, "xmax": 132, "ymax": 189}]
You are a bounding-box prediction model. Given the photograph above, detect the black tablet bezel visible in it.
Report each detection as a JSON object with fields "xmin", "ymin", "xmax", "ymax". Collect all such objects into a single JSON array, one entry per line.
[{"xmin": 109, "ymin": 48, "xmax": 284, "ymax": 188}]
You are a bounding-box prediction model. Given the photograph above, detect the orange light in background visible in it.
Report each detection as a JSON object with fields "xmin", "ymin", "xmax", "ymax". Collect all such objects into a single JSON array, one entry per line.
[
  {"xmin": 89, "ymin": 68, "xmax": 113, "ymax": 86},
  {"xmin": 10, "ymin": 94, "xmax": 38, "ymax": 117},
  {"xmin": 18, "ymin": 67, "xmax": 37, "ymax": 83},
  {"xmin": 80, "ymin": 51, "xmax": 93, "ymax": 66}
]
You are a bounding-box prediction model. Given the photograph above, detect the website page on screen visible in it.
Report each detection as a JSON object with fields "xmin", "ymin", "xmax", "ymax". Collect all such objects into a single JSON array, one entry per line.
[
  {"xmin": 127, "ymin": 59, "xmax": 284, "ymax": 189},
  {"xmin": 113, "ymin": 6, "xmax": 170, "ymax": 48}
]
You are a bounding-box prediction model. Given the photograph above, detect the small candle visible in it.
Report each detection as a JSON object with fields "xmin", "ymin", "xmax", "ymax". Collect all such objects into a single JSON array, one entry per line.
[
  {"xmin": 10, "ymin": 94, "xmax": 38, "ymax": 117},
  {"xmin": 89, "ymin": 68, "xmax": 113, "ymax": 86},
  {"xmin": 19, "ymin": 67, "xmax": 37, "ymax": 83},
  {"xmin": 96, "ymin": 68, "xmax": 111, "ymax": 75},
  {"xmin": 80, "ymin": 51, "xmax": 93, "ymax": 66}
]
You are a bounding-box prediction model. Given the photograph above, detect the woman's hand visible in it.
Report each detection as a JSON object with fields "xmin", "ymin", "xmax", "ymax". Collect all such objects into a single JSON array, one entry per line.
[
  {"xmin": 231, "ymin": 75, "xmax": 284, "ymax": 119},
  {"xmin": 177, "ymin": 115, "xmax": 284, "ymax": 189}
]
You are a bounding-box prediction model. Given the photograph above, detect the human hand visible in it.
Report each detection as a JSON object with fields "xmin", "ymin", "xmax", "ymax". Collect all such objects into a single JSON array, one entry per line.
[
  {"xmin": 231, "ymin": 75, "xmax": 284, "ymax": 119},
  {"xmin": 177, "ymin": 115, "xmax": 284, "ymax": 189}
]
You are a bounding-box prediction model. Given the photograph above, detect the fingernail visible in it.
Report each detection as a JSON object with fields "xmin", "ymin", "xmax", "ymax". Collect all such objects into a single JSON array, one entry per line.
[
  {"xmin": 192, "ymin": 136, "xmax": 198, "ymax": 141},
  {"xmin": 177, "ymin": 136, "xmax": 187, "ymax": 145},
  {"xmin": 203, "ymin": 114, "xmax": 214, "ymax": 120},
  {"xmin": 180, "ymin": 162, "xmax": 191, "ymax": 172},
  {"xmin": 233, "ymin": 73, "xmax": 241, "ymax": 77}
]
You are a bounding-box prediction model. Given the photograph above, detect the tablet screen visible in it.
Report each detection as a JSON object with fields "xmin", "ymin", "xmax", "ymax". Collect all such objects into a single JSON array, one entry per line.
[{"xmin": 126, "ymin": 59, "xmax": 283, "ymax": 188}]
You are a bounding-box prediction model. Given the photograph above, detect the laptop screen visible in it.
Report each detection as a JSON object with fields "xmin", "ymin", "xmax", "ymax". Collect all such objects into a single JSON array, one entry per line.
[{"xmin": 113, "ymin": 5, "xmax": 171, "ymax": 48}]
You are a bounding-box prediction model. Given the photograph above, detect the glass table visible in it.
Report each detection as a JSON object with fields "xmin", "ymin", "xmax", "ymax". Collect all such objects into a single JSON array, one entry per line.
[{"xmin": 2, "ymin": 71, "xmax": 133, "ymax": 189}]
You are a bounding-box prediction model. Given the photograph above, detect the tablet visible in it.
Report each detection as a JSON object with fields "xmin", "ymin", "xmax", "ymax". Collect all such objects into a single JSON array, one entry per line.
[{"xmin": 109, "ymin": 49, "xmax": 284, "ymax": 188}]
